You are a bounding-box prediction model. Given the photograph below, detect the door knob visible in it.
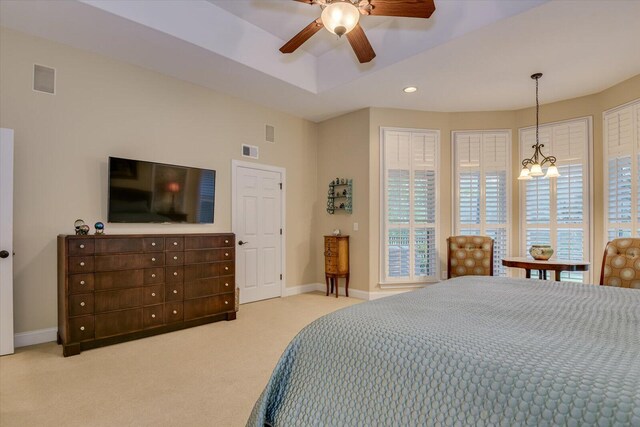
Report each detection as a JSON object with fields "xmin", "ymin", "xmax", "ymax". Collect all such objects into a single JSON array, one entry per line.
[
  {"xmin": 0, "ymin": 250, "xmax": 9, "ymax": 259},
  {"xmin": 238, "ymin": 240, "xmax": 248, "ymax": 246}
]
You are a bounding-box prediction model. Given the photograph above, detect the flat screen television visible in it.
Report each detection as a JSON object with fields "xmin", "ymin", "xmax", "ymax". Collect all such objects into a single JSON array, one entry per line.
[{"xmin": 108, "ymin": 157, "xmax": 215, "ymax": 223}]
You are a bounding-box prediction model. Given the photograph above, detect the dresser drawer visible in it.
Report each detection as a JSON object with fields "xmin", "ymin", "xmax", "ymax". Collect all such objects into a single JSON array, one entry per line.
[
  {"xmin": 165, "ymin": 284, "xmax": 184, "ymax": 302},
  {"xmin": 326, "ymin": 264, "xmax": 338, "ymax": 274},
  {"xmin": 166, "ymin": 252, "xmax": 184, "ymax": 266},
  {"xmin": 143, "ymin": 305, "xmax": 164, "ymax": 328},
  {"xmin": 68, "ymin": 239, "xmax": 95, "ymax": 256},
  {"xmin": 68, "ymin": 256, "xmax": 94, "ymax": 274},
  {"xmin": 94, "ymin": 269, "xmax": 144, "ymax": 290},
  {"xmin": 68, "ymin": 316, "xmax": 95, "ymax": 342},
  {"xmin": 95, "ymin": 309, "xmax": 143, "ymax": 338},
  {"xmin": 69, "ymin": 293, "xmax": 94, "ymax": 317},
  {"xmin": 69, "ymin": 273, "xmax": 94, "ymax": 294},
  {"xmin": 184, "ymin": 277, "xmax": 219, "ymax": 299},
  {"xmin": 95, "ymin": 238, "xmax": 144, "ymax": 254},
  {"xmin": 185, "ymin": 235, "xmax": 233, "ymax": 249},
  {"xmin": 165, "ymin": 237, "xmax": 184, "ymax": 251},
  {"xmin": 218, "ymin": 276, "xmax": 235, "ymax": 294},
  {"xmin": 166, "ymin": 266, "xmax": 184, "ymax": 284},
  {"xmin": 184, "ymin": 249, "xmax": 233, "ymax": 264},
  {"xmin": 184, "ymin": 294, "xmax": 234, "ymax": 321},
  {"xmin": 143, "ymin": 268, "xmax": 165, "ymax": 285},
  {"xmin": 143, "ymin": 285, "xmax": 164, "ymax": 306},
  {"xmin": 184, "ymin": 263, "xmax": 218, "ymax": 281},
  {"xmin": 94, "ymin": 254, "xmax": 143, "ymax": 272},
  {"xmin": 143, "ymin": 237, "xmax": 164, "ymax": 252},
  {"xmin": 165, "ymin": 302, "xmax": 183, "ymax": 323},
  {"xmin": 95, "ymin": 288, "xmax": 143, "ymax": 313},
  {"xmin": 142, "ymin": 252, "xmax": 165, "ymax": 268}
]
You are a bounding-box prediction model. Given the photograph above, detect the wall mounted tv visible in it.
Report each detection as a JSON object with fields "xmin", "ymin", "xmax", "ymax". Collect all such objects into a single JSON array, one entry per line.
[{"xmin": 108, "ymin": 157, "xmax": 215, "ymax": 224}]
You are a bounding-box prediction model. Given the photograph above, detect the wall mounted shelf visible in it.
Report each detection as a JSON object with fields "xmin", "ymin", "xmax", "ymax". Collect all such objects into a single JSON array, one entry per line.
[{"xmin": 327, "ymin": 179, "xmax": 352, "ymax": 214}]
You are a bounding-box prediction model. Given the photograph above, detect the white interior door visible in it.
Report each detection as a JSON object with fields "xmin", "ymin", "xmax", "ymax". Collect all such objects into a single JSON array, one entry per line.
[
  {"xmin": 0, "ymin": 128, "xmax": 15, "ymax": 356},
  {"xmin": 233, "ymin": 163, "xmax": 283, "ymax": 304}
]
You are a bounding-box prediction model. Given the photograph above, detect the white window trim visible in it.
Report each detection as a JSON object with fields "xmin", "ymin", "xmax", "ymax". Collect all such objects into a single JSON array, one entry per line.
[
  {"xmin": 518, "ymin": 116, "xmax": 593, "ymax": 283},
  {"xmin": 451, "ymin": 129, "xmax": 512, "ymax": 276},
  {"xmin": 602, "ymin": 98, "xmax": 640, "ymax": 247},
  {"xmin": 379, "ymin": 126, "xmax": 441, "ymax": 286}
]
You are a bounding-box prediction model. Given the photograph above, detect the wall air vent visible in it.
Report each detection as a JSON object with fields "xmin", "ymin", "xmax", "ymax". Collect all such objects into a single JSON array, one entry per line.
[
  {"xmin": 33, "ymin": 64, "xmax": 56, "ymax": 94},
  {"xmin": 242, "ymin": 144, "xmax": 259, "ymax": 159},
  {"xmin": 265, "ymin": 124, "xmax": 275, "ymax": 143}
]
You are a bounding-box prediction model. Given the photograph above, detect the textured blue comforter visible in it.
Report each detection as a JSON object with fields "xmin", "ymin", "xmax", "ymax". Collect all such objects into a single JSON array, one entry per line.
[{"xmin": 248, "ymin": 277, "xmax": 640, "ymax": 426}]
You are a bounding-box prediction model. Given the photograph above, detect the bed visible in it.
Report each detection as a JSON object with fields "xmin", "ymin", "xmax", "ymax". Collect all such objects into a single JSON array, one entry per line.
[{"xmin": 247, "ymin": 276, "xmax": 640, "ymax": 426}]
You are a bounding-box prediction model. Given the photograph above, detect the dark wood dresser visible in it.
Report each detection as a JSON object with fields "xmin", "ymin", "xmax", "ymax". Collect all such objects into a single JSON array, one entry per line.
[{"xmin": 58, "ymin": 233, "xmax": 236, "ymax": 356}]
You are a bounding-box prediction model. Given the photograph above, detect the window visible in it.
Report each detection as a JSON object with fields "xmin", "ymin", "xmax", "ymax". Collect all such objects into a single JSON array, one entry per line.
[
  {"xmin": 453, "ymin": 131, "xmax": 511, "ymax": 276},
  {"xmin": 520, "ymin": 117, "xmax": 591, "ymax": 282},
  {"xmin": 381, "ymin": 128, "xmax": 439, "ymax": 283},
  {"xmin": 604, "ymin": 99, "xmax": 640, "ymax": 241}
]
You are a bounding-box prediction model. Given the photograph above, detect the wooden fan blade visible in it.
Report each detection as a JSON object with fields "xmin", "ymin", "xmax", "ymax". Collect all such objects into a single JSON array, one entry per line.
[
  {"xmin": 367, "ymin": 0, "xmax": 435, "ymax": 18},
  {"xmin": 346, "ymin": 23, "xmax": 376, "ymax": 63},
  {"xmin": 294, "ymin": 0, "xmax": 315, "ymax": 3},
  {"xmin": 280, "ymin": 19, "xmax": 324, "ymax": 54}
]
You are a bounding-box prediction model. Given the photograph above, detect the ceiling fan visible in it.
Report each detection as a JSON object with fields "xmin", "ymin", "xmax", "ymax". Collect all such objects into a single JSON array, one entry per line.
[{"xmin": 280, "ymin": 0, "xmax": 436, "ymax": 63}]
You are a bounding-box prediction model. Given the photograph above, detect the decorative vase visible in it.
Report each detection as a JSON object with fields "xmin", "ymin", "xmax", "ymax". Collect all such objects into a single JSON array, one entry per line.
[{"xmin": 529, "ymin": 244, "xmax": 553, "ymax": 260}]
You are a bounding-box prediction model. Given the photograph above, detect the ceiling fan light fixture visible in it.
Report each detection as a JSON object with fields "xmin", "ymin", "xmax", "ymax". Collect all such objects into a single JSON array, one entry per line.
[
  {"xmin": 403, "ymin": 86, "xmax": 418, "ymax": 93},
  {"xmin": 321, "ymin": 1, "xmax": 360, "ymax": 37}
]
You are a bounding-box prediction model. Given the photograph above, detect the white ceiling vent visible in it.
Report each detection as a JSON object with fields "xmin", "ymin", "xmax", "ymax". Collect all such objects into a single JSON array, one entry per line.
[
  {"xmin": 242, "ymin": 144, "xmax": 259, "ymax": 159},
  {"xmin": 265, "ymin": 124, "xmax": 275, "ymax": 143},
  {"xmin": 33, "ymin": 64, "xmax": 55, "ymax": 94}
]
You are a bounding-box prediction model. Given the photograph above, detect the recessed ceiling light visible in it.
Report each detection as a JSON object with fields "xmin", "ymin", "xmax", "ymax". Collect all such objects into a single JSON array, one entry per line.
[{"xmin": 403, "ymin": 86, "xmax": 418, "ymax": 93}]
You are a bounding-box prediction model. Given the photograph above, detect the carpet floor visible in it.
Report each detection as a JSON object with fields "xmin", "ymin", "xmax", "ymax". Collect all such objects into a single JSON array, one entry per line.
[{"xmin": 0, "ymin": 292, "xmax": 361, "ymax": 426}]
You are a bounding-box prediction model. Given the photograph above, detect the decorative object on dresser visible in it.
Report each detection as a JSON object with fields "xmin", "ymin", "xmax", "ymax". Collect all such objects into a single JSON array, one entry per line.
[
  {"xmin": 58, "ymin": 233, "xmax": 236, "ymax": 357},
  {"xmin": 324, "ymin": 235, "xmax": 349, "ymax": 298},
  {"xmin": 529, "ymin": 244, "xmax": 553, "ymax": 260},
  {"xmin": 326, "ymin": 178, "xmax": 352, "ymax": 214}
]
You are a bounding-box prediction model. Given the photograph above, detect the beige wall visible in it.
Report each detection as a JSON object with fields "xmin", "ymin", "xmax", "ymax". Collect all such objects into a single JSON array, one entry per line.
[
  {"xmin": 316, "ymin": 109, "xmax": 370, "ymax": 292},
  {"xmin": 0, "ymin": 28, "xmax": 318, "ymax": 333}
]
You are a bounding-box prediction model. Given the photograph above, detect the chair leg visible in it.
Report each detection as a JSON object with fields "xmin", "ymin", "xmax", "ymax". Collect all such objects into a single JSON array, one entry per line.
[
  {"xmin": 345, "ymin": 274, "xmax": 349, "ymax": 298},
  {"xmin": 325, "ymin": 275, "xmax": 329, "ymax": 296}
]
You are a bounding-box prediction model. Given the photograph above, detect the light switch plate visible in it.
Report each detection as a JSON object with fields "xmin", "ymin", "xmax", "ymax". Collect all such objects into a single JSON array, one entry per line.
[{"xmin": 353, "ymin": 222, "xmax": 359, "ymax": 231}]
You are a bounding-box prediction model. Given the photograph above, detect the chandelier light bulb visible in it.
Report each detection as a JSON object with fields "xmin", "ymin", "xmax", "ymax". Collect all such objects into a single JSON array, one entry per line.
[
  {"xmin": 321, "ymin": 2, "xmax": 360, "ymax": 37},
  {"xmin": 530, "ymin": 163, "xmax": 544, "ymax": 176},
  {"xmin": 518, "ymin": 167, "xmax": 532, "ymax": 180},
  {"xmin": 545, "ymin": 164, "xmax": 560, "ymax": 178}
]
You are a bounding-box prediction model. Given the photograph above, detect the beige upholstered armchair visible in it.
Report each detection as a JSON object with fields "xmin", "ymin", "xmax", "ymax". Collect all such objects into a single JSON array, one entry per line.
[
  {"xmin": 600, "ymin": 238, "xmax": 640, "ymax": 288},
  {"xmin": 447, "ymin": 236, "xmax": 494, "ymax": 279}
]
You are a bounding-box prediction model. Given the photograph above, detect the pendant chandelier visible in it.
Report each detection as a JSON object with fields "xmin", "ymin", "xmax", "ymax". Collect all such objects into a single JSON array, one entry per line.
[{"xmin": 518, "ymin": 73, "xmax": 560, "ymax": 180}]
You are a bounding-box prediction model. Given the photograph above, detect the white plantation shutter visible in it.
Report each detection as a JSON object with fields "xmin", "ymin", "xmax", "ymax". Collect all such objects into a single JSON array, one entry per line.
[
  {"xmin": 453, "ymin": 131, "xmax": 511, "ymax": 276},
  {"xmin": 604, "ymin": 99, "xmax": 640, "ymax": 241},
  {"xmin": 520, "ymin": 117, "xmax": 591, "ymax": 282},
  {"xmin": 382, "ymin": 128, "xmax": 439, "ymax": 282}
]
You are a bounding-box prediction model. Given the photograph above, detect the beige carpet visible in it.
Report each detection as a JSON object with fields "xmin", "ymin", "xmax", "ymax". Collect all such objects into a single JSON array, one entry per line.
[{"xmin": 0, "ymin": 292, "xmax": 361, "ymax": 427}]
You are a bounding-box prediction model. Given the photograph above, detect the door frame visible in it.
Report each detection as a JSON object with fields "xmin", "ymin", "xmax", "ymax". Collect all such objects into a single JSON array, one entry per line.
[
  {"xmin": 231, "ymin": 160, "xmax": 286, "ymax": 302},
  {"xmin": 0, "ymin": 128, "xmax": 14, "ymax": 355}
]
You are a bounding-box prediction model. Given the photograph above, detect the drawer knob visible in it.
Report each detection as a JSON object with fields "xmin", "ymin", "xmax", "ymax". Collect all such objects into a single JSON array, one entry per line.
[
  {"xmin": 151, "ymin": 257, "xmax": 156, "ymax": 262},
  {"xmin": 80, "ymin": 262, "xmax": 85, "ymax": 266},
  {"xmin": 151, "ymin": 274, "xmax": 156, "ymax": 278},
  {"xmin": 225, "ymin": 283, "xmax": 229, "ymax": 287},
  {"xmin": 173, "ymin": 256, "xmax": 178, "ymax": 260},
  {"xmin": 225, "ymin": 239, "xmax": 229, "ymax": 244},
  {"xmin": 225, "ymin": 266, "xmax": 229, "ymax": 271},
  {"xmin": 80, "ymin": 280, "xmax": 85, "ymax": 285},
  {"xmin": 151, "ymin": 314, "xmax": 156, "ymax": 318},
  {"xmin": 151, "ymin": 292, "xmax": 156, "ymax": 297},
  {"xmin": 80, "ymin": 302, "xmax": 85, "ymax": 307},
  {"xmin": 173, "ymin": 242, "xmax": 178, "ymax": 246},
  {"xmin": 225, "ymin": 301, "xmax": 229, "ymax": 305},
  {"xmin": 80, "ymin": 244, "xmax": 85, "ymax": 249},
  {"xmin": 173, "ymin": 310, "xmax": 178, "ymax": 314},
  {"xmin": 152, "ymin": 242, "xmax": 156, "ymax": 246},
  {"xmin": 80, "ymin": 326, "xmax": 85, "ymax": 331},
  {"xmin": 173, "ymin": 272, "xmax": 178, "ymax": 276},
  {"xmin": 225, "ymin": 252, "xmax": 229, "ymax": 257},
  {"xmin": 173, "ymin": 289, "xmax": 178, "ymax": 294}
]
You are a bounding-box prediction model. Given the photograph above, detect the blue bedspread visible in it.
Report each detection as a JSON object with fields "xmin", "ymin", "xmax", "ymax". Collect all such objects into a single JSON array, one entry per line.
[{"xmin": 247, "ymin": 277, "xmax": 640, "ymax": 426}]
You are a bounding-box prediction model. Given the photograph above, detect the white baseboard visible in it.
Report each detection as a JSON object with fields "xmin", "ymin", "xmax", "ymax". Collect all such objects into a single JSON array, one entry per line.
[
  {"xmin": 14, "ymin": 327, "xmax": 57, "ymax": 348},
  {"xmin": 284, "ymin": 283, "xmax": 416, "ymax": 301},
  {"xmin": 284, "ymin": 283, "xmax": 324, "ymax": 297}
]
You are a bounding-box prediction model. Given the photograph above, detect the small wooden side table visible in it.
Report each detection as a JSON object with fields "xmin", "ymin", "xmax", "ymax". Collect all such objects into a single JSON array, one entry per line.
[
  {"xmin": 501, "ymin": 257, "xmax": 590, "ymax": 281},
  {"xmin": 324, "ymin": 235, "xmax": 349, "ymax": 298}
]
